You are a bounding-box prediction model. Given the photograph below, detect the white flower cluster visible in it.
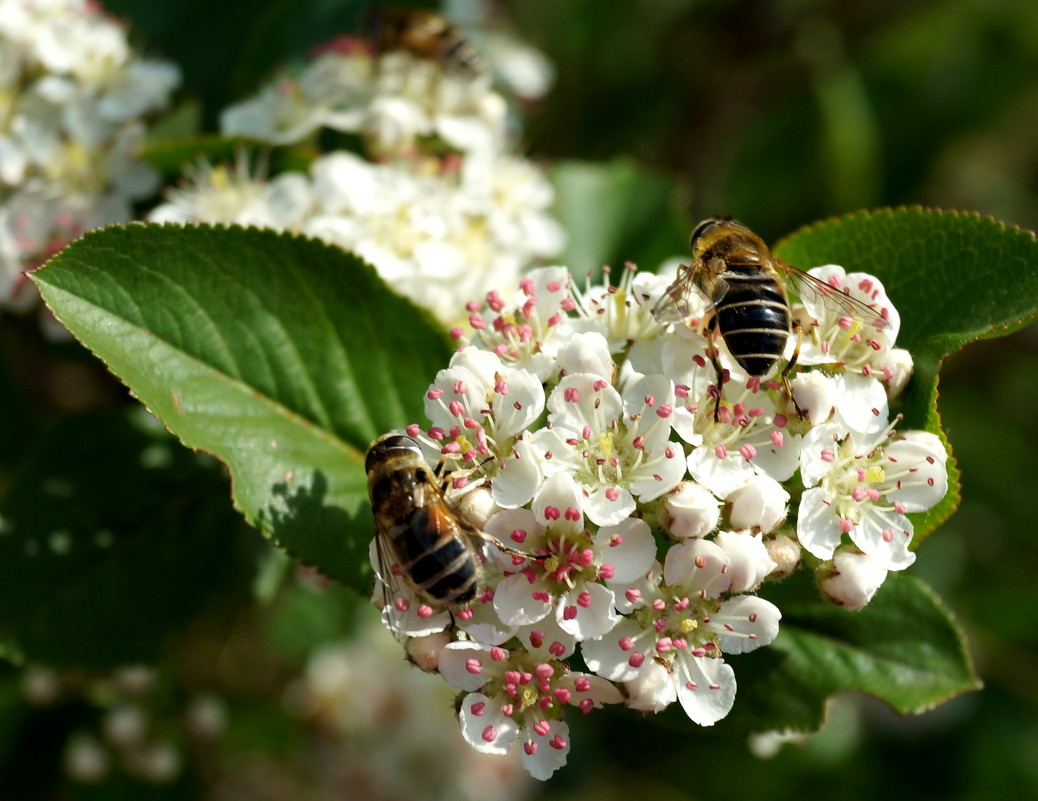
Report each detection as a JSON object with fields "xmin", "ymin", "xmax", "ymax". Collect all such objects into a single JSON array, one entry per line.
[
  {"xmin": 22, "ymin": 664, "xmax": 202, "ymax": 785},
  {"xmin": 152, "ymin": 17, "xmax": 563, "ymax": 326},
  {"xmin": 0, "ymin": 0, "xmax": 180, "ymax": 305},
  {"xmin": 370, "ymin": 261, "xmax": 949, "ymax": 779}
]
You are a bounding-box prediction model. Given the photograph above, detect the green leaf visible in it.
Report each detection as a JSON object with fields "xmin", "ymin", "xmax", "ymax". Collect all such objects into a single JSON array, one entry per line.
[
  {"xmin": 715, "ymin": 572, "xmax": 981, "ymax": 733},
  {"xmin": 0, "ymin": 410, "xmax": 258, "ymax": 668},
  {"xmin": 31, "ymin": 224, "xmax": 453, "ymax": 595},
  {"xmin": 774, "ymin": 208, "xmax": 1038, "ymax": 539},
  {"xmin": 550, "ymin": 158, "xmax": 690, "ymax": 277}
]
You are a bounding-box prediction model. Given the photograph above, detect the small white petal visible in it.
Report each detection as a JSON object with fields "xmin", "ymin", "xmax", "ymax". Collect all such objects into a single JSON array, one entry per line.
[
  {"xmin": 520, "ymin": 719, "xmax": 570, "ymax": 780},
  {"xmin": 883, "ymin": 432, "xmax": 948, "ymax": 512},
  {"xmin": 714, "ymin": 595, "xmax": 781, "ymax": 654},
  {"xmin": 675, "ymin": 654, "xmax": 737, "ymax": 726},
  {"xmin": 582, "ymin": 484, "xmax": 636, "ymax": 527},
  {"xmin": 491, "ymin": 368, "xmax": 546, "ymax": 437},
  {"xmin": 664, "ymin": 539, "xmax": 732, "ymax": 598},
  {"xmin": 687, "ymin": 445, "xmax": 755, "ymax": 498},
  {"xmin": 532, "ymin": 473, "xmax": 585, "ymax": 535},
  {"xmin": 556, "ymin": 583, "xmax": 619, "ymax": 640},
  {"xmin": 493, "ymin": 573, "xmax": 553, "ymax": 628},
  {"xmin": 796, "ymin": 487, "xmax": 843, "ymax": 560},
  {"xmin": 439, "ymin": 642, "xmax": 492, "ymax": 692},
  {"xmin": 458, "ymin": 692, "xmax": 519, "ymax": 755},
  {"xmin": 492, "ymin": 437, "xmax": 543, "ymax": 509},
  {"xmin": 832, "ymin": 373, "xmax": 889, "ymax": 435},
  {"xmin": 581, "ymin": 618, "xmax": 646, "ymax": 682},
  {"xmin": 880, "ymin": 347, "xmax": 914, "ymax": 400},
  {"xmin": 850, "ymin": 513, "xmax": 916, "ymax": 571},
  {"xmin": 594, "ymin": 518, "xmax": 657, "ymax": 584},
  {"xmin": 628, "ymin": 439, "xmax": 687, "ymax": 502},
  {"xmin": 517, "ymin": 617, "xmax": 578, "ymax": 661}
]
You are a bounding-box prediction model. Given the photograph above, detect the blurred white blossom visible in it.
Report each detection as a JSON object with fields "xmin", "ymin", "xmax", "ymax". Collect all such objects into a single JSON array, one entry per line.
[{"xmin": 0, "ymin": 0, "xmax": 179, "ymax": 303}]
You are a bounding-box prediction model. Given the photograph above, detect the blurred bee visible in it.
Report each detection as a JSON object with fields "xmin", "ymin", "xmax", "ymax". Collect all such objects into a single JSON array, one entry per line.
[
  {"xmin": 364, "ymin": 8, "xmax": 483, "ymax": 76},
  {"xmin": 652, "ymin": 216, "xmax": 890, "ymax": 421},
  {"xmin": 366, "ymin": 433, "xmax": 529, "ymax": 623}
]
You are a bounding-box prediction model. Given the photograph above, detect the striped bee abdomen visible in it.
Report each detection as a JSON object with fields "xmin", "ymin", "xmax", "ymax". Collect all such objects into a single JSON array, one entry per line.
[
  {"xmin": 715, "ymin": 271, "xmax": 791, "ymax": 377},
  {"xmin": 390, "ymin": 506, "xmax": 479, "ymax": 605}
]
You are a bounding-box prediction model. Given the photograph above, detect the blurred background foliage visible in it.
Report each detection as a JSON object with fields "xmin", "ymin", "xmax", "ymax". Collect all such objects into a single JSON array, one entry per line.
[{"xmin": 2, "ymin": 0, "xmax": 1038, "ymax": 798}]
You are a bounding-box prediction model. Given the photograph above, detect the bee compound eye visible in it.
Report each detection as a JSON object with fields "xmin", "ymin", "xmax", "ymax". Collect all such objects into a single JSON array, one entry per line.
[
  {"xmin": 366, "ymin": 434, "xmax": 423, "ymax": 472},
  {"xmin": 689, "ymin": 218, "xmax": 721, "ymax": 252}
]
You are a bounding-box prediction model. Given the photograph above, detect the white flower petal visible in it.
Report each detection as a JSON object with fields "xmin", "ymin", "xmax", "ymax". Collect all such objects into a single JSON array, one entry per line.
[
  {"xmin": 796, "ymin": 487, "xmax": 843, "ymax": 560},
  {"xmin": 492, "ymin": 438, "xmax": 543, "ymax": 509},
  {"xmin": 675, "ymin": 654, "xmax": 736, "ymax": 726},
  {"xmin": 594, "ymin": 518, "xmax": 657, "ymax": 584},
  {"xmin": 850, "ymin": 513, "xmax": 916, "ymax": 571},
  {"xmin": 493, "ymin": 573, "xmax": 553, "ymax": 628},
  {"xmin": 520, "ymin": 719, "xmax": 569, "ymax": 780},
  {"xmin": 458, "ymin": 692, "xmax": 520, "ymax": 755},
  {"xmin": 439, "ymin": 642, "xmax": 492, "ymax": 692},
  {"xmin": 714, "ymin": 595, "xmax": 781, "ymax": 654},
  {"xmin": 556, "ymin": 331, "xmax": 614, "ymax": 380},
  {"xmin": 883, "ymin": 432, "xmax": 948, "ymax": 512},
  {"xmin": 582, "ymin": 484, "xmax": 635, "ymax": 527},
  {"xmin": 581, "ymin": 618, "xmax": 646, "ymax": 682},
  {"xmin": 663, "ymin": 539, "xmax": 732, "ymax": 598},
  {"xmin": 556, "ymin": 582, "xmax": 619, "ymax": 640}
]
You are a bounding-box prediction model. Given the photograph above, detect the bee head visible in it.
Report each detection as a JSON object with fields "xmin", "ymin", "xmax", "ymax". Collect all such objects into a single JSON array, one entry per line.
[
  {"xmin": 365, "ymin": 433, "xmax": 424, "ymax": 474},
  {"xmin": 689, "ymin": 215, "xmax": 737, "ymax": 254}
]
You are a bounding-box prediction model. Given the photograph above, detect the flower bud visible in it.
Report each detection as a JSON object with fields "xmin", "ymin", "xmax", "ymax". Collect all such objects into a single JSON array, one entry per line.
[
  {"xmin": 449, "ymin": 346, "xmax": 505, "ymax": 395},
  {"xmin": 715, "ymin": 530, "xmax": 776, "ymax": 593},
  {"xmin": 764, "ymin": 532, "xmax": 801, "ymax": 578},
  {"xmin": 408, "ymin": 630, "xmax": 453, "ymax": 673},
  {"xmin": 556, "ymin": 332, "xmax": 614, "ymax": 381},
  {"xmin": 820, "ymin": 549, "xmax": 888, "ymax": 611},
  {"xmin": 727, "ymin": 476, "xmax": 789, "ymax": 533},
  {"xmin": 880, "ymin": 347, "xmax": 913, "ymax": 400},
  {"xmin": 790, "ymin": 371, "xmax": 836, "ymax": 425},
  {"xmin": 659, "ymin": 481, "xmax": 720, "ymax": 539},
  {"xmin": 457, "ymin": 486, "xmax": 498, "ymax": 531},
  {"xmin": 623, "ymin": 660, "xmax": 677, "ymax": 713}
]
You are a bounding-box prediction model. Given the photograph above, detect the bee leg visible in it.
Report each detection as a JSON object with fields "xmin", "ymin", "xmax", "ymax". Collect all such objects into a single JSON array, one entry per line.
[
  {"xmin": 706, "ymin": 315, "xmax": 725, "ymax": 422},
  {"xmin": 781, "ymin": 320, "xmax": 807, "ymax": 420},
  {"xmin": 473, "ymin": 528, "xmax": 549, "ymax": 562}
]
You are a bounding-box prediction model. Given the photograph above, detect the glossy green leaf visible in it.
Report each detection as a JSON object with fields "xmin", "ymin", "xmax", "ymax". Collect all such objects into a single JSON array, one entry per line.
[
  {"xmin": 550, "ymin": 158, "xmax": 690, "ymax": 277},
  {"xmin": 715, "ymin": 572, "xmax": 981, "ymax": 733},
  {"xmin": 0, "ymin": 410, "xmax": 258, "ymax": 668},
  {"xmin": 31, "ymin": 224, "xmax": 453, "ymax": 594},
  {"xmin": 775, "ymin": 208, "xmax": 1038, "ymax": 539}
]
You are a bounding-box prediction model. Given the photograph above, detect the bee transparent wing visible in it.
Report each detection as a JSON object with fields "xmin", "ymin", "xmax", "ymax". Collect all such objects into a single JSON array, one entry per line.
[
  {"xmin": 652, "ymin": 262, "xmax": 708, "ymax": 324},
  {"xmin": 783, "ymin": 262, "xmax": 892, "ymax": 331}
]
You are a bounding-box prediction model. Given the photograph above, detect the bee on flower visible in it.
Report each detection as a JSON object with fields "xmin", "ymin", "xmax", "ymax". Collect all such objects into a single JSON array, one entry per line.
[{"xmin": 364, "ymin": 251, "xmax": 949, "ymax": 779}]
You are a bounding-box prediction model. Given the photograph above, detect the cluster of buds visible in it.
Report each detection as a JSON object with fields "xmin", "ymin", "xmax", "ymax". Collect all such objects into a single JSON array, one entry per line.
[{"xmin": 369, "ymin": 261, "xmax": 948, "ymax": 779}]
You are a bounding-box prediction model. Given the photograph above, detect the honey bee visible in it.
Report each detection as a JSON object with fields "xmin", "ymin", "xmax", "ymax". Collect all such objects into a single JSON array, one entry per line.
[
  {"xmin": 364, "ymin": 8, "xmax": 483, "ymax": 76},
  {"xmin": 652, "ymin": 216, "xmax": 890, "ymax": 421},
  {"xmin": 366, "ymin": 433, "xmax": 528, "ymax": 623}
]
